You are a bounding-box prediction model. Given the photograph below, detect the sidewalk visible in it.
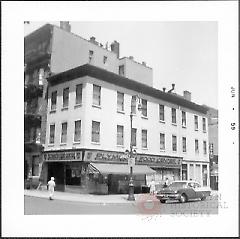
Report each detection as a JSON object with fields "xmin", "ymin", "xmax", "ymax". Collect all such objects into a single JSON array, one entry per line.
[{"xmin": 24, "ymin": 189, "xmax": 159, "ymax": 204}]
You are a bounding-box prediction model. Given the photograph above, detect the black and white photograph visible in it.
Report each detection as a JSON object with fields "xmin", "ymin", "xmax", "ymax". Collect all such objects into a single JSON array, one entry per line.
[{"xmin": 2, "ymin": 1, "xmax": 239, "ymax": 237}]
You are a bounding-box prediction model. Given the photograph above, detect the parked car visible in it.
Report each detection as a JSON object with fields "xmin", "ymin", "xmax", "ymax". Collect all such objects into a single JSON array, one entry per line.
[{"xmin": 156, "ymin": 180, "xmax": 211, "ymax": 203}]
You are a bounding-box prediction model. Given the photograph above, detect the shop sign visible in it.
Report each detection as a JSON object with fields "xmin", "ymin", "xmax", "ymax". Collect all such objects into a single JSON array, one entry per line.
[
  {"xmin": 85, "ymin": 150, "xmax": 182, "ymax": 167},
  {"xmin": 43, "ymin": 151, "xmax": 82, "ymax": 162}
]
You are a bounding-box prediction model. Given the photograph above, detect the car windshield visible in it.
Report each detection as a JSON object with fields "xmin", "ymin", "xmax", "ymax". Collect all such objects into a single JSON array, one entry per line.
[{"xmin": 168, "ymin": 182, "xmax": 187, "ymax": 188}]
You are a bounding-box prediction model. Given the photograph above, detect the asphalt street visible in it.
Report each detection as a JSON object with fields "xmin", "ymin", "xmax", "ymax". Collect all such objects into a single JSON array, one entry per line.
[{"xmin": 24, "ymin": 195, "xmax": 219, "ymax": 215}]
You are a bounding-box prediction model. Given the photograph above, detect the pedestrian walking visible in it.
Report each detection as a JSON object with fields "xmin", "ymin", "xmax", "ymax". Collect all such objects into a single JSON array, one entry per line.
[
  {"xmin": 163, "ymin": 177, "xmax": 169, "ymax": 188},
  {"xmin": 48, "ymin": 177, "xmax": 56, "ymax": 200},
  {"xmin": 149, "ymin": 178, "xmax": 156, "ymax": 195}
]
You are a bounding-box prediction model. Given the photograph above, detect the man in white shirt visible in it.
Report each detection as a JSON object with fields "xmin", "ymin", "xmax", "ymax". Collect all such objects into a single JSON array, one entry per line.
[{"xmin": 47, "ymin": 177, "xmax": 56, "ymax": 200}]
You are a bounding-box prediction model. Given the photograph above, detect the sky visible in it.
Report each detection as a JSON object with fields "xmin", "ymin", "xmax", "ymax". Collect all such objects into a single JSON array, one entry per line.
[{"xmin": 24, "ymin": 21, "xmax": 218, "ymax": 109}]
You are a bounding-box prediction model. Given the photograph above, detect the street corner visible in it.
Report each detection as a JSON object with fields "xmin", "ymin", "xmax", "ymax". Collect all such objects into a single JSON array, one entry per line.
[{"xmin": 135, "ymin": 193, "xmax": 161, "ymax": 214}]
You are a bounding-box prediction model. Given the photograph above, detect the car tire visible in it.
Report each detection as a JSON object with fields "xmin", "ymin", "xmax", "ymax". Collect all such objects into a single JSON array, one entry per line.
[
  {"xmin": 160, "ymin": 199, "xmax": 166, "ymax": 203},
  {"xmin": 179, "ymin": 194, "xmax": 187, "ymax": 203}
]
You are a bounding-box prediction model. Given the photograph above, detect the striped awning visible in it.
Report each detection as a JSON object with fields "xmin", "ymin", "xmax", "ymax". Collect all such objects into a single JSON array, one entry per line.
[{"xmin": 89, "ymin": 163, "xmax": 156, "ymax": 175}]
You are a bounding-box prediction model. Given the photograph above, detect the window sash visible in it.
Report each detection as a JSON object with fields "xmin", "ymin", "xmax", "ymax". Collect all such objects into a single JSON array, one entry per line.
[
  {"xmin": 141, "ymin": 99, "xmax": 147, "ymax": 117},
  {"xmin": 194, "ymin": 116, "xmax": 198, "ymax": 130},
  {"xmin": 61, "ymin": 122, "xmax": 68, "ymax": 143},
  {"xmin": 49, "ymin": 124, "xmax": 55, "ymax": 144},
  {"xmin": 172, "ymin": 108, "xmax": 176, "ymax": 124},
  {"xmin": 131, "ymin": 128, "xmax": 137, "ymax": 147},
  {"xmin": 119, "ymin": 65, "xmax": 125, "ymax": 76},
  {"xmin": 142, "ymin": 130, "xmax": 147, "ymax": 148},
  {"xmin": 117, "ymin": 125, "xmax": 124, "ymax": 145},
  {"xmin": 182, "ymin": 137, "xmax": 187, "ymax": 152},
  {"xmin": 160, "ymin": 133, "xmax": 165, "ymax": 150},
  {"xmin": 74, "ymin": 120, "xmax": 81, "ymax": 142},
  {"xmin": 92, "ymin": 121, "xmax": 100, "ymax": 142},
  {"xmin": 159, "ymin": 105, "xmax": 165, "ymax": 121},
  {"xmin": 131, "ymin": 96, "xmax": 136, "ymax": 114},
  {"xmin": 63, "ymin": 88, "xmax": 69, "ymax": 108},
  {"xmin": 51, "ymin": 91, "xmax": 57, "ymax": 111},
  {"xmin": 182, "ymin": 111, "xmax": 186, "ymax": 126},
  {"xmin": 195, "ymin": 140, "xmax": 199, "ymax": 153},
  {"xmin": 117, "ymin": 92, "xmax": 124, "ymax": 111},
  {"xmin": 75, "ymin": 84, "xmax": 83, "ymax": 105},
  {"xmin": 93, "ymin": 85, "xmax": 101, "ymax": 106},
  {"xmin": 203, "ymin": 118, "xmax": 206, "ymax": 131},
  {"xmin": 203, "ymin": 141, "xmax": 207, "ymax": 154},
  {"xmin": 172, "ymin": 135, "xmax": 177, "ymax": 151}
]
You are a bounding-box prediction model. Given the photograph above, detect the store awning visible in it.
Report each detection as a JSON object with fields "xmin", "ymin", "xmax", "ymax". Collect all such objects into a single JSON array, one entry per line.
[{"xmin": 89, "ymin": 163, "xmax": 156, "ymax": 175}]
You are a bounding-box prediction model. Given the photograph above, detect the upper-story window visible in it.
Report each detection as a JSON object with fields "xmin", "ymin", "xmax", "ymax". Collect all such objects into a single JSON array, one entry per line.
[
  {"xmin": 172, "ymin": 135, "xmax": 177, "ymax": 152},
  {"xmin": 182, "ymin": 137, "xmax": 187, "ymax": 152},
  {"xmin": 142, "ymin": 129, "xmax": 148, "ymax": 148},
  {"xmin": 62, "ymin": 87, "xmax": 69, "ymax": 108},
  {"xmin": 92, "ymin": 121, "xmax": 100, "ymax": 143},
  {"xmin": 93, "ymin": 84, "xmax": 101, "ymax": 106},
  {"xmin": 49, "ymin": 124, "xmax": 55, "ymax": 144},
  {"xmin": 182, "ymin": 111, "xmax": 187, "ymax": 127},
  {"xmin": 159, "ymin": 104, "xmax": 165, "ymax": 122},
  {"xmin": 202, "ymin": 117, "xmax": 207, "ymax": 132},
  {"xmin": 89, "ymin": 50, "xmax": 94, "ymax": 63},
  {"xmin": 117, "ymin": 92, "xmax": 124, "ymax": 112},
  {"xmin": 74, "ymin": 120, "xmax": 81, "ymax": 142},
  {"xmin": 195, "ymin": 139, "xmax": 199, "ymax": 154},
  {"xmin": 194, "ymin": 115, "xmax": 198, "ymax": 131},
  {"xmin": 117, "ymin": 125, "xmax": 124, "ymax": 146},
  {"xmin": 75, "ymin": 84, "xmax": 83, "ymax": 105},
  {"xmin": 172, "ymin": 108, "xmax": 177, "ymax": 124},
  {"xmin": 131, "ymin": 96, "xmax": 137, "ymax": 114},
  {"xmin": 103, "ymin": 56, "xmax": 107, "ymax": 65},
  {"xmin": 203, "ymin": 141, "xmax": 207, "ymax": 155},
  {"xmin": 160, "ymin": 133, "xmax": 165, "ymax": 150},
  {"xmin": 51, "ymin": 91, "xmax": 57, "ymax": 111},
  {"xmin": 131, "ymin": 128, "xmax": 137, "ymax": 147},
  {"xmin": 61, "ymin": 122, "xmax": 68, "ymax": 144},
  {"xmin": 141, "ymin": 99, "xmax": 147, "ymax": 117},
  {"xmin": 119, "ymin": 65, "xmax": 125, "ymax": 76}
]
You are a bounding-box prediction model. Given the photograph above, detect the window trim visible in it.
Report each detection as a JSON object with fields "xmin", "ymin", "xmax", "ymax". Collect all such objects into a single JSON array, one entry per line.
[
  {"xmin": 49, "ymin": 123, "xmax": 55, "ymax": 145},
  {"xmin": 182, "ymin": 136, "xmax": 187, "ymax": 153},
  {"xmin": 194, "ymin": 115, "xmax": 199, "ymax": 131},
  {"xmin": 75, "ymin": 83, "xmax": 83, "ymax": 106},
  {"xmin": 50, "ymin": 90, "xmax": 57, "ymax": 112},
  {"xmin": 73, "ymin": 120, "xmax": 81, "ymax": 143},
  {"xmin": 117, "ymin": 91, "xmax": 125, "ymax": 113},
  {"xmin": 195, "ymin": 139, "xmax": 199, "ymax": 154},
  {"xmin": 60, "ymin": 121, "xmax": 68, "ymax": 144},
  {"xmin": 160, "ymin": 132, "xmax": 165, "ymax": 151},
  {"xmin": 171, "ymin": 108, "xmax": 177, "ymax": 124},
  {"xmin": 141, "ymin": 129, "xmax": 148, "ymax": 149},
  {"xmin": 172, "ymin": 135, "xmax": 177, "ymax": 152},
  {"xmin": 91, "ymin": 120, "xmax": 100, "ymax": 143},
  {"xmin": 159, "ymin": 104, "xmax": 165, "ymax": 122},
  {"xmin": 62, "ymin": 87, "xmax": 69, "ymax": 109},
  {"xmin": 92, "ymin": 84, "xmax": 101, "ymax": 107},
  {"xmin": 116, "ymin": 125, "xmax": 124, "ymax": 146}
]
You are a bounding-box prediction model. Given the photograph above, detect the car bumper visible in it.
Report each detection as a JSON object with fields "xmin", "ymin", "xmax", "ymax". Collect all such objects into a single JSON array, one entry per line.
[{"xmin": 156, "ymin": 193, "xmax": 181, "ymax": 200}]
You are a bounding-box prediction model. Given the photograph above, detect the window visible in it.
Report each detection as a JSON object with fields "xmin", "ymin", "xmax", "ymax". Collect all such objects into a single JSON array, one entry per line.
[
  {"xmin": 160, "ymin": 133, "xmax": 165, "ymax": 150},
  {"xmin": 93, "ymin": 84, "xmax": 101, "ymax": 106},
  {"xmin": 119, "ymin": 65, "xmax": 125, "ymax": 76},
  {"xmin": 62, "ymin": 87, "xmax": 69, "ymax": 108},
  {"xmin": 202, "ymin": 117, "xmax": 206, "ymax": 132},
  {"xmin": 75, "ymin": 84, "xmax": 83, "ymax": 105},
  {"xmin": 74, "ymin": 120, "xmax": 81, "ymax": 142},
  {"xmin": 142, "ymin": 130, "xmax": 147, "ymax": 148},
  {"xmin": 182, "ymin": 164, "xmax": 188, "ymax": 180},
  {"xmin": 131, "ymin": 96, "xmax": 136, "ymax": 114},
  {"xmin": 172, "ymin": 135, "xmax": 177, "ymax": 152},
  {"xmin": 117, "ymin": 125, "xmax": 124, "ymax": 146},
  {"xmin": 141, "ymin": 99, "xmax": 147, "ymax": 117},
  {"xmin": 117, "ymin": 92, "xmax": 124, "ymax": 112},
  {"xmin": 182, "ymin": 137, "xmax": 187, "ymax": 152},
  {"xmin": 172, "ymin": 108, "xmax": 177, "ymax": 124},
  {"xmin": 51, "ymin": 91, "xmax": 57, "ymax": 111},
  {"xmin": 89, "ymin": 50, "xmax": 94, "ymax": 63},
  {"xmin": 194, "ymin": 115, "xmax": 198, "ymax": 130},
  {"xmin": 61, "ymin": 122, "xmax": 68, "ymax": 144},
  {"xmin": 159, "ymin": 105, "xmax": 165, "ymax": 121},
  {"xmin": 182, "ymin": 111, "xmax": 186, "ymax": 127},
  {"xmin": 49, "ymin": 124, "xmax": 55, "ymax": 144},
  {"xmin": 92, "ymin": 121, "xmax": 100, "ymax": 143},
  {"xmin": 103, "ymin": 56, "xmax": 107, "ymax": 64},
  {"xmin": 195, "ymin": 139, "xmax": 199, "ymax": 153},
  {"xmin": 131, "ymin": 128, "xmax": 137, "ymax": 147},
  {"xmin": 203, "ymin": 141, "xmax": 207, "ymax": 155}
]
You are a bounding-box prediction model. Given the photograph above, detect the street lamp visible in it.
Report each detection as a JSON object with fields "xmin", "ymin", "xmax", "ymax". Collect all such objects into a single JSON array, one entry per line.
[{"xmin": 126, "ymin": 95, "xmax": 142, "ymax": 201}]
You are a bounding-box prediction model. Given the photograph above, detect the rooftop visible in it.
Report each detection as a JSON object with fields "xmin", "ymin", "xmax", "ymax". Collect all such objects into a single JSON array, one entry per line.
[{"xmin": 47, "ymin": 64, "xmax": 208, "ymax": 114}]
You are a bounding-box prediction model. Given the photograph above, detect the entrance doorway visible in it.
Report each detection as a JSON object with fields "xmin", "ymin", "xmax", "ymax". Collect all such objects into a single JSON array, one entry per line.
[{"xmin": 48, "ymin": 162, "xmax": 65, "ymax": 191}]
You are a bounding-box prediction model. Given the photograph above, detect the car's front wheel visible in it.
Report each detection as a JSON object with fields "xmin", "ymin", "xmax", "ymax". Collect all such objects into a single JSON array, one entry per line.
[{"xmin": 179, "ymin": 194, "xmax": 188, "ymax": 203}]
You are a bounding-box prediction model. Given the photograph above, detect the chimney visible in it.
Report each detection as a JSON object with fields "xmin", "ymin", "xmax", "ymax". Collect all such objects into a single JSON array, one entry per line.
[
  {"xmin": 110, "ymin": 40, "xmax": 120, "ymax": 58},
  {"xmin": 89, "ymin": 36, "xmax": 98, "ymax": 45},
  {"xmin": 183, "ymin": 90, "xmax": 191, "ymax": 101},
  {"xmin": 129, "ymin": 56, "xmax": 134, "ymax": 60},
  {"xmin": 168, "ymin": 84, "xmax": 175, "ymax": 93},
  {"xmin": 162, "ymin": 87, "xmax": 166, "ymax": 92},
  {"xmin": 60, "ymin": 21, "xmax": 71, "ymax": 32},
  {"xmin": 142, "ymin": 61, "xmax": 146, "ymax": 66}
]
